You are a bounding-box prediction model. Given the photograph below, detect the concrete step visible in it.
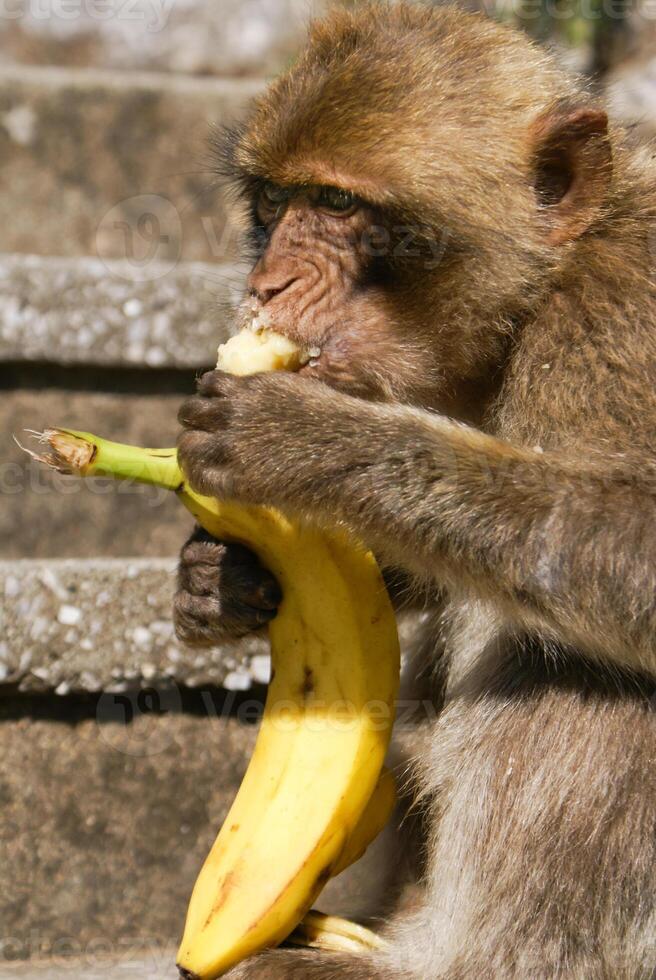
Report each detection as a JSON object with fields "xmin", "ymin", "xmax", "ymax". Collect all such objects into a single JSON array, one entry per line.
[
  {"xmin": 0, "ymin": 0, "xmax": 311, "ymax": 78},
  {"xmin": 0, "ymin": 251, "xmax": 244, "ymax": 561},
  {"xmin": 0, "ymin": 956, "xmax": 175, "ymax": 978},
  {"xmin": 0, "ymin": 253, "xmax": 242, "ymax": 368},
  {"xmin": 0, "ymin": 65, "xmax": 262, "ymax": 261},
  {"xmin": 0, "ymin": 557, "xmax": 422, "ymax": 694},
  {"xmin": 0, "ymin": 558, "xmax": 272, "ymax": 693},
  {"xmin": 0, "ymin": 692, "xmax": 399, "ymax": 963},
  {"xmin": 0, "ymin": 697, "xmax": 256, "ymax": 967}
]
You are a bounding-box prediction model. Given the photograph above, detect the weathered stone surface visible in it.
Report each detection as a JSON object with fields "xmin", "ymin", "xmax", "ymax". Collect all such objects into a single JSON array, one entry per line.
[
  {"xmin": 0, "ymin": 0, "xmax": 314, "ymax": 78},
  {"xmin": 0, "ymin": 554, "xmax": 424, "ymax": 694},
  {"xmin": 601, "ymin": 17, "xmax": 656, "ymax": 139},
  {"xmin": 0, "ymin": 558, "xmax": 272, "ymax": 692},
  {"xmin": 0, "ymin": 702, "xmax": 258, "ymax": 965},
  {"xmin": 0, "ymin": 254, "xmax": 243, "ymax": 367},
  {"xmin": 0, "ymin": 955, "xmax": 175, "ymax": 977},
  {"xmin": 0, "ymin": 65, "xmax": 262, "ymax": 260},
  {"xmin": 0, "ymin": 699, "xmax": 398, "ymax": 963}
]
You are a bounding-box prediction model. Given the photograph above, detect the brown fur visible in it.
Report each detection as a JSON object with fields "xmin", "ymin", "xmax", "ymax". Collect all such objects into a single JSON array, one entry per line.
[{"xmin": 176, "ymin": 4, "xmax": 656, "ymax": 977}]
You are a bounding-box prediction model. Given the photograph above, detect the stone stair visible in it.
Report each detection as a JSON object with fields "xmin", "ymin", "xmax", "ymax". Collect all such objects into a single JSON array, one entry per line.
[
  {"xmin": 0, "ymin": 558, "xmax": 271, "ymax": 692},
  {"xmin": 0, "ymin": 253, "xmax": 244, "ymax": 367},
  {"xmin": 0, "ymin": 65, "xmax": 262, "ymax": 262},
  {"xmin": 0, "ymin": 958, "xmax": 176, "ymax": 978},
  {"xmin": 0, "ymin": 8, "xmax": 402, "ymax": 970}
]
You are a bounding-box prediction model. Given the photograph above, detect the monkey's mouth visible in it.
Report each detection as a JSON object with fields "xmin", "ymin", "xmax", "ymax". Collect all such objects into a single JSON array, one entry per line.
[{"xmin": 240, "ymin": 302, "xmax": 322, "ymax": 370}]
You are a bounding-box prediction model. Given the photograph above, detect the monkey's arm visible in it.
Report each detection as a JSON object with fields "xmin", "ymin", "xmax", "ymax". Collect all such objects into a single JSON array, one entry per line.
[
  {"xmin": 178, "ymin": 372, "xmax": 656, "ymax": 674},
  {"xmin": 381, "ymin": 565, "xmax": 440, "ymax": 612}
]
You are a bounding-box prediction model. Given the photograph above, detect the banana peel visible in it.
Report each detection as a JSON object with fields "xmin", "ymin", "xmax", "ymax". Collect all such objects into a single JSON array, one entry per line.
[{"xmin": 31, "ymin": 427, "xmax": 400, "ymax": 978}]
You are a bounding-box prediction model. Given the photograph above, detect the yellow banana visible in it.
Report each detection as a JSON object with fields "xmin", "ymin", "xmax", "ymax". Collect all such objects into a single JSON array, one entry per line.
[
  {"xmin": 331, "ymin": 765, "xmax": 397, "ymax": 878},
  {"xmin": 30, "ymin": 324, "xmax": 400, "ymax": 978},
  {"xmin": 34, "ymin": 423, "xmax": 399, "ymax": 978},
  {"xmin": 287, "ymin": 910, "xmax": 386, "ymax": 953}
]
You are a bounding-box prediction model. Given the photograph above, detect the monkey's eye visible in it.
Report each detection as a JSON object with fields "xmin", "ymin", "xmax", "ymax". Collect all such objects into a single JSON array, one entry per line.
[
  {"xmin": 260, "ymin": 181, "xmax": 290, "ymax": 209},
  {"xmin": 317, "ymin": 186, "xmax": 358, "ymax": 215},
  {"xmin": 256, "ymin": 181, "xmax": 292, "ymax": 225}
]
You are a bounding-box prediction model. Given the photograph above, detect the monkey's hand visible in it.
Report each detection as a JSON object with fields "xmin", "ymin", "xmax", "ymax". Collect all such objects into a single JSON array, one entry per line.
[
  {"xmin": 174, "ymin": 526, "xmax": 282, "ymax": 647},
  {"xmin": 177, "ymin": 371, "xmax": 372, "ymax": 510}
]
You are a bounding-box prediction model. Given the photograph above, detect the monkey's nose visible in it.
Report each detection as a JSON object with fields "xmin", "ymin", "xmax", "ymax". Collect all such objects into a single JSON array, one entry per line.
[{"xmin": 248, "ymin": 273, "xmax": 299, "ymax": 305}]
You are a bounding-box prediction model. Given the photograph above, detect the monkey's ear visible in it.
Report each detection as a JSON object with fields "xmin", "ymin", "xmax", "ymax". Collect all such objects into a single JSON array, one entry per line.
[{"xmin": 530, "ymin": 103, "xmax": 612, "ymax": 246}]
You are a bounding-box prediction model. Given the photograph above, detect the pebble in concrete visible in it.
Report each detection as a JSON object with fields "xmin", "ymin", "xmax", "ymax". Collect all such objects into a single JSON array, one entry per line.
[{"xmin": 0, "ymin": 559, "xmax": 269, "ymax": 693}]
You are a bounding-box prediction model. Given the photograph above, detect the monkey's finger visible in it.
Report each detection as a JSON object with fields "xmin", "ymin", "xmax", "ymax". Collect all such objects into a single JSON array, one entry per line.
[
  {"xmin": 178, "ymin": 395, "xmax": 231, "ymax": 433},
  {"xmin": 180, "ymin": 534, "xmax": 254, "ymax": 570},
  {"xmin": 174, "ymin": 590, "xmax": 277, "ymax": 645},
  {"xmin": 184, "ymin": 525, "xmax": 221, "ymax": 547},
  {"xmin": 177, "ymin": 590, "xmax": 278, "ymax": 628},
  {"xmin": 179, "ymin": 545, "xmax": 282, "ymax": 609},
  {"xmin": 178, "ymin": 554, "xmax": 222, "ymax": 597},
  {"xmin": 224, "ymin": 560, "xmax": 282, "ymax": 610},
  {"xmin": 179, "ymin": 564, "xmax": 281, "ymax": 610},
  {"xmin": 248, "ymin": 575, "xmax": 283, "ymax": 610},
  {"xmin": 177, "ymin": 428, "xmax": 230, "ymax": 474},
  {"xmin": 180, "ymin": 532, "xmax": 226, "ymax": 569},
  {"xmin": 196, "ymin": 370, "xmax": 241, "ymax": 398}
]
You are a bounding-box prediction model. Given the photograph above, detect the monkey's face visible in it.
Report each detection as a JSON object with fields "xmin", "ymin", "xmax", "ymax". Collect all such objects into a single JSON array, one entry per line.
[
  {"xmin": 220, "ymin": 6, "xmax": 612, "ymax": 416},
  {"xmin": 239, "ymin": 180, "xmax": 464, "ymax": 409}
]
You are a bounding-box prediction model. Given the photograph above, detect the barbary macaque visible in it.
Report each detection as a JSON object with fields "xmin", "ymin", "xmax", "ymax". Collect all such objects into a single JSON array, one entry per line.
[{"xmin": 175, "ymin": 4, "xmax": 656, "ymax": 977}]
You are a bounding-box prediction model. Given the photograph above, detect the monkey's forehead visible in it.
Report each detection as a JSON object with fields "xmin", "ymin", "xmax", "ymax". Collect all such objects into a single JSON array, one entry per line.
[{"xmin": 229, "ymin": 4, "xmax": 574, "ymax": 218}]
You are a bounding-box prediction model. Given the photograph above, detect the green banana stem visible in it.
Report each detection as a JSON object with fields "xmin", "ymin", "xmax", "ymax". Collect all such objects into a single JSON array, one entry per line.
[
  {"xmin": 33, "ymin": 428, "xmax": 278, "ymax": 547},
  {"xmin": 37, "ymin": 429, "xmax": 183, "ymax": 490}
]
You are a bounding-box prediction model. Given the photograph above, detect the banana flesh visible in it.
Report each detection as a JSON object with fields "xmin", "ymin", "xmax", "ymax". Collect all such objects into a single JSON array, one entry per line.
[{"xmin": 216, "ymin": 326, "xmax": 311, "ymax": 375}]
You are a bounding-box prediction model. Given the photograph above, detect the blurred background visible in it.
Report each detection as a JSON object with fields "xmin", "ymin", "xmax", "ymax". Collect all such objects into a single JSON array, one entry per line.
[{"xmin": 0, "ymin": 0, "xmax": 654, "ymax": 975}]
